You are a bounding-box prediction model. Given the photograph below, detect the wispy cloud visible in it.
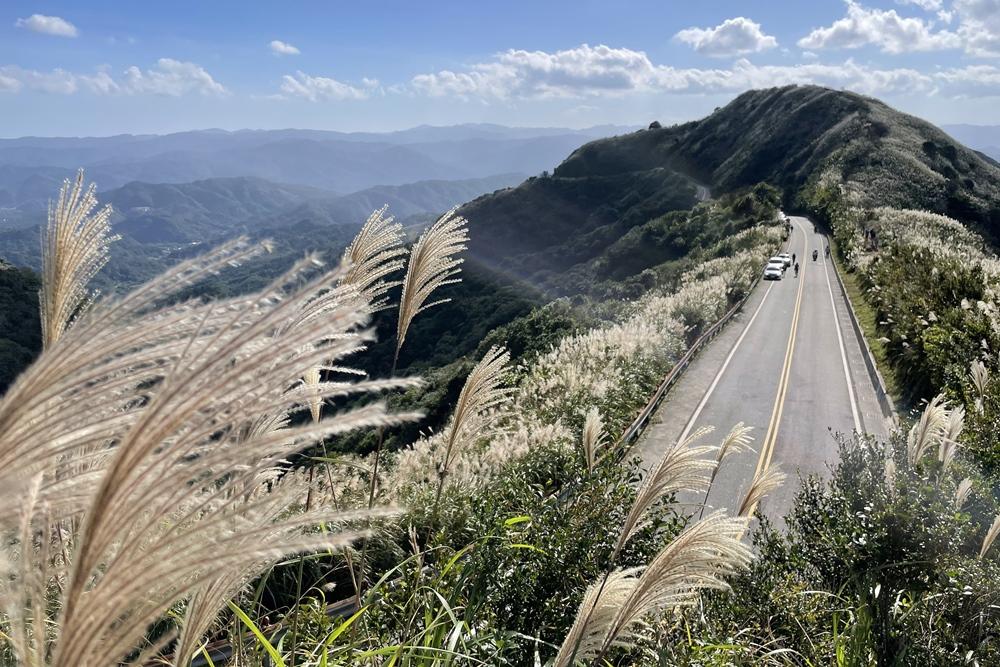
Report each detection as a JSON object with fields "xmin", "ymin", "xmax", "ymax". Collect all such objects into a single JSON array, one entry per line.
[
  {"xmin": 269, "ymin": 40, "xmax": 300, "ymax": 56},
  {"xmin": 674, "ymin": 17, "xmax": 778, "ymax": 57},
  {"xmin": 14, "ymin": 14, "xmax": 78, "ymax": 38},
  {"xmin": 0, "ymin": 59, "xmax": 228, "ymax": 96},
  {"xmin": 278, "ymin": 71, "xmax": 378, "ymax": 100}
]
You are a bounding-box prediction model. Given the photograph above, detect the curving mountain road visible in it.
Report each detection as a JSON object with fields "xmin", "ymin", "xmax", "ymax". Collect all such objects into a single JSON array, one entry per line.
[{"xmin": 636, "ymin": 216, "xmax": 892, "ymax": 528}]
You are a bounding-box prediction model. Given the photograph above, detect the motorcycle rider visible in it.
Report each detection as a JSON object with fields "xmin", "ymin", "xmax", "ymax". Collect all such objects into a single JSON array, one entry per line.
[{"xmin": 812, "ymin": 249, "xmax": 818, "ymax": 261}]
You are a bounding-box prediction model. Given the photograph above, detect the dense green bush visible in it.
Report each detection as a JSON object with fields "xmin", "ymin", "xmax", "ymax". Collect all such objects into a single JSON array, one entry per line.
[{"xmin": 664, "ymin": 432, "xmax": 1000, "ymax": 666}]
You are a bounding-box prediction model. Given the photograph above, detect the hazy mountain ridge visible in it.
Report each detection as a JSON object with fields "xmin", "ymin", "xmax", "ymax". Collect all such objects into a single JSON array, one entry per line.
[
  {"xmin": 0, "ymin": 124, "xmax": 633, "ymax": 208},
  {"xmin": 943, "ymin": 124, "xmax": 1000, "ymax": 162}
]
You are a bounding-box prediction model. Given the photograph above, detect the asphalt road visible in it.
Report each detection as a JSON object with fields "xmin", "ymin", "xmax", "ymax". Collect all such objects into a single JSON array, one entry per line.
[{"xmin": 636, "ymin": 216, "xmax": 891, "ymax": 528}]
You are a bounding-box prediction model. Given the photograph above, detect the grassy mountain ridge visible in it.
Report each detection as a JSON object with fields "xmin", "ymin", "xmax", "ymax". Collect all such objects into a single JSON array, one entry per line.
[{"xmin": 558, "ymin": 85, "xmax": 1000, "ymax": 240}]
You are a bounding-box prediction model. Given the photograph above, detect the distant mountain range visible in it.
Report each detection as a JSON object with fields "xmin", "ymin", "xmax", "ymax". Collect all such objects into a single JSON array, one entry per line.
[
  {"xmin": 0, "ymin": 172, "xmax": 526, "ymax": 272},
  {"xmin": 942, "ymin": 124, "xmax": 1000, "ymax": 163},
  {"xmin": 0, "ymin": 124, "xmax": 635, "ymax": 210}
]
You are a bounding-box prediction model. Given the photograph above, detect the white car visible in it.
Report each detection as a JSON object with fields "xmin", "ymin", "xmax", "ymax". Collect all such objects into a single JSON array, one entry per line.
[
  {"xmin": 763, "ymin": 262, "xmax": 784, "ymax": 280},
  {"xmin": 768, "ymin": 256, "xmax": 788, "ymax": 270},
  {"xmin": 777, "ymin": 252, "xmax": 792, "ymax": 267}
]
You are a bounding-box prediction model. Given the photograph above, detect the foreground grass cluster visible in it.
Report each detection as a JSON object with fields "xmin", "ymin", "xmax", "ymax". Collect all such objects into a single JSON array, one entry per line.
[{"xmin": 0, "ymin": 173, "xmax": 786, "ymax": 666}]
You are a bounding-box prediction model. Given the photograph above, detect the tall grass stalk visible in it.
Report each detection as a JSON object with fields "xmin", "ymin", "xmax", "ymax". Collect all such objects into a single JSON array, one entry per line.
[
  {"xmin": 39, "ymin": 169, "xmax": 118, "ymax": 349},
  {"xmin": 555, "ymin": 512, "xmax": 752, "ymax": 666},
  {"xmin": 432, "ymin": 346, "xmax": 511, "ymax": 508},
  {"xmin": 365, "ymin": 208, "xmax": 469, "ymax": 510},
  {"xmin": 0, "ymin": 174, "xmax": 423, "ymax": 666}
]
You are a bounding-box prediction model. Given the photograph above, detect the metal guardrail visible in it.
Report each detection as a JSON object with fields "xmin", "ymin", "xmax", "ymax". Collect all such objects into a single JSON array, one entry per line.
[
  {"xmin": 616, "ymin": 234, "xmax": 790, "ymax": 448},
  {"xmin": 825, "ymin": 240, "xmax": 900, "ymax": 426}
]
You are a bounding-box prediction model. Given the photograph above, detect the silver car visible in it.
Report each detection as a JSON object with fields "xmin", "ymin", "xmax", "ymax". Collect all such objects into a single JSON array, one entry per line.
[{"xmin": 763, "ymin": 262, "xmax": 784, "ymax": 280}]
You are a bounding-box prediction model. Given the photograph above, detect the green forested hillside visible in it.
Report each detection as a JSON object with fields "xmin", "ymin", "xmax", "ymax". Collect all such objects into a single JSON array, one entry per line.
[
  {"xmin": 456, "ymin": 165, "xmax": 700, "ymax": 291},
  {"xmin": 0, "ymin": 261, "xmax": 40, "ymax": 394}
]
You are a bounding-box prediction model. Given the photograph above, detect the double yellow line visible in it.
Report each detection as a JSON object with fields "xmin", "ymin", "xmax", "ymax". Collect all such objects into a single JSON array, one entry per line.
[{"xmin": 747, "ymin": 221, "xmax": 807, "ymax": 514}]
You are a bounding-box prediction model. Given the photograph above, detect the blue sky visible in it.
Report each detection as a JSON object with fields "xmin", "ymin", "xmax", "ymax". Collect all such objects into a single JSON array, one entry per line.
[{"xmin": 2, "ymin": 0, "xmax": 999, "ymax": 136}]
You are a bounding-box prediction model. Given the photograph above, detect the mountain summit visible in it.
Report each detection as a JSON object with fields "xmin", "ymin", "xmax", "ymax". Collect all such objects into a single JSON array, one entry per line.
[{"xmin": 458, "ymin": 85, "xmax": 1000, "ymax": 284}]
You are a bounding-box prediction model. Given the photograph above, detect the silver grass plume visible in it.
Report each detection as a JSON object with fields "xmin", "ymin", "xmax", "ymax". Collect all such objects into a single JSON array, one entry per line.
[
  {"xmin": 906, "ymin": 395, "xmax": 949, "ymax": 466},
  {"xmin": 341, "ymin": 205, "xmax": 407, "ymax": 312},
  {"xmin": 937, "ymin": 405, "xmax": 965, "ymax": 475},
  {"xmin": 884, "ymin": 456, "xmax": 897, "ymax": 496},
  {"xmin": 434, "ymin": 346, "xmax": 511, "ymax": 502},
  {"xmin": 614, "ymin": 427, "xmax": 718, "ymax": 558},
  {"xmin": 581, "ymin": 407, "xmax": 607, "ymax": 473},
  {"xmin": 980, "ymin": 514, "xmax": 1000, "ymax": 559},
  {"xmin": 40, "ymin": 169, "xmax": 119, "ymax": 348},
  {"xmin": 737, "ymin": 464, "xmax": 786, "ymax": 518},
  {"xmin": 552, "ymin": 569, "xmax": 636, "ymax": 667},
  {"xmin": 704, "ymin": 423, "xmax": 754, "ymax": 501},
  {"xmin": 954, "ymin": 478, "xmax": 973, "ymax": 510},
  {"xmin": 971, "ymin": 360, "xmax": 989, "ymax": 413},
  {"xmin": 716, "ymin": 422, "xmax": 754, "ymax": 464},
  {"xmin": 554, "ymin": 512, "xmax": 752, "ymax": 665},
  {"xmin": 0, "ymin": 236, "xmax": 419, "ymax": 667},
  {"xmin": 395, "ymin": 208, "xmax": 469, "ymax": 361}
]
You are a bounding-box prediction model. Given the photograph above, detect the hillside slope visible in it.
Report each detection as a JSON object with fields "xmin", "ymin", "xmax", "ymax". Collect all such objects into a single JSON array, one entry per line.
[
  {"xmin": 456, "ymin": 166, "xmax": 700, "ymax": 292},
  {"xmin": 558, "ymin": 85, "xmax": 1000, "ymax": 240}
]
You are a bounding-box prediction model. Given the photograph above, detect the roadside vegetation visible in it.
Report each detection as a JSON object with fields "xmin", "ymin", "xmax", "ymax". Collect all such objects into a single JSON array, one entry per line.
[{"xmin": 0, "ymin": 171, "xmax": 785, "ymax": 666}]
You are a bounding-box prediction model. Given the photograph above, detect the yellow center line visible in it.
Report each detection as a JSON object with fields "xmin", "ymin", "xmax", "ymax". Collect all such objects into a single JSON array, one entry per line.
[{"xmin": 748, "ymin": 219, "xmax": 808, "ymax": 511}]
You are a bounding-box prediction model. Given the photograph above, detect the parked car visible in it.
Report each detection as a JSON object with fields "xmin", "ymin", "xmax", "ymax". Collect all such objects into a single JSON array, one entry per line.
[
  {"xmin": 777, "ymin": 252, "xmax": 792, "ymax": 267},
  {"xmin": 769, "ymin": 256, "xmax": 788, "ymax": 270},
  {"xmin": 763, "ymin": 263, "xmax": 784, "ymax": 280}
]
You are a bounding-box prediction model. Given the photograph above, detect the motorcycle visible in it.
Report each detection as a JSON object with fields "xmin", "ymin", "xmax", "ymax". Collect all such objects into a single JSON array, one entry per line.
[{"xmin": 812, "ymin": 249, "xmax": 818, "ymax": 261}]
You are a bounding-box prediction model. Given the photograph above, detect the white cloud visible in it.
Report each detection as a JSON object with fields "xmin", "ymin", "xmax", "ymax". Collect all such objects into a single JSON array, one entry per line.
[
  {"xmin": 674, "ymin": 17, "xmax": 778, "ymax": 57},
  {"xmin": 0, "ymin": 66, "xmax": 78, "ymax": 94},
  {"xmin": 954, "ymin": 0, "xmax": 1000, "ymax": 57},
  {"xmin": 0, "ymin": 73, "xmax": 22, "ymax": 93},
  {"xmin": 412, "ymin": 44, "xmax": 663, "ymax": 99},
  {"xmin": 14, "ymin": 14, "xmax": 78, "ymax": 37},
  {"xmin": 279, "ymin": 72, "xmax": 378, "ymax": 100},
  {"xmin": 896, "ymin": 0, "xmax": 942, "ymax": 10},
  {"xmin": 121, "ymin": 59, "xmax": 228, "ymax": 96},
  {"xmin": 408, "ymin": 43, "xmax": 1000, "ymax": 99},
  {"xmin": 269, "ymin": 40, "xmax": 300, "ymax": 56},
  {"xmin": 798, "ymin": 1, "xmax": 960, "ymax": 53},
  {"xmin": 0, "ymin": 59, "xmax": 227, "ymax": 96}
]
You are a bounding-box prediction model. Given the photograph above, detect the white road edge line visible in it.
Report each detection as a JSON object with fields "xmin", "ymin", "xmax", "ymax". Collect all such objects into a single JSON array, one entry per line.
[
  {"xmin": 676, "ymin": 276, "xmax": 776, "ymax": 445},
  {"xmin": 821, "ymin": 242, "xmax": 862, "ymax": 432}
]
